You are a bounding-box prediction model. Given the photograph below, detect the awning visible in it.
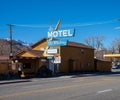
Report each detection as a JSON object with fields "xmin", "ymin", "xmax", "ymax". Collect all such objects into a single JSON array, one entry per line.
[{"xmin": 104, "ymin": 54, "xmax": 120, "ymax": 58}]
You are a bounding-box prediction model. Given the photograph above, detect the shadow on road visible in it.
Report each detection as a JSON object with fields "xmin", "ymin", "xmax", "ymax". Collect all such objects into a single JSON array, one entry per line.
[{"xmin": 70, "ymin": 71, "xmax": 120, "ymax": 78}]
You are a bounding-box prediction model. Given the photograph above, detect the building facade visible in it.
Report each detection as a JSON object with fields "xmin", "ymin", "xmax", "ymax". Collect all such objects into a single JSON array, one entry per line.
[
  {"xmin": 9, "ymin": 38, "xmax": 113, "ymax": 78},
  {"xmin": 14, "ymin": 38, "xmax": 95, "ymax": 77}
]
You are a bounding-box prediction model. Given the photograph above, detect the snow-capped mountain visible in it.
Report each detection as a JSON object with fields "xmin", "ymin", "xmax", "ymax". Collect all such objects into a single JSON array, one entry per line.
[
  {"xmin": 16, "ymin": 40, "xmax": 33, "ymax": 46},
  {"xmin": 4, "ymin": 38, "xmax": 33, "ymax": 46},
  {"xmin": 0, "ymin": 38, "xmax": 31, "ymax": 56}
]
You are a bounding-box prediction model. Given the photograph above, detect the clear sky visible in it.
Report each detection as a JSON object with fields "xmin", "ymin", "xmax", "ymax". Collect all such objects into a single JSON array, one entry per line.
[{"xmin": 0, "ymin": 0, "xmax": 120, "ymax": 48}]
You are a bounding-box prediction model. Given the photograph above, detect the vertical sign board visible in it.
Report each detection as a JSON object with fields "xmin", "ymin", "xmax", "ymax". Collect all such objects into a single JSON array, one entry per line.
[{"xmin": 54, "ymin": 56, "xmax": 61, "ymax": 64}]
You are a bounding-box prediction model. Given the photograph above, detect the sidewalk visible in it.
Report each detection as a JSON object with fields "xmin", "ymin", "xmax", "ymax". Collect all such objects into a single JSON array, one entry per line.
[{"xmin": 0, "ymin": 71, "xmax": 119, "ymax": 85}]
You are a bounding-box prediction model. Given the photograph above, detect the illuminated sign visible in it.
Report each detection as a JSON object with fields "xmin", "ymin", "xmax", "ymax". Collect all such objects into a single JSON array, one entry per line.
[
  {"xmin": 47, "ymin": 40, "xmax": 68, "ymax": 46},
  {"xmin": 48, "ymin": 29, "xmax": 75, "ymax": 38}
]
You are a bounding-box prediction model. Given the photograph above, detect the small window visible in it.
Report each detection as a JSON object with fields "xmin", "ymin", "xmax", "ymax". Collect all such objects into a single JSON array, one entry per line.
[
  {"xmin": 87, "ymin": 63, "xmax": 90, "ymax": 67},
  {"xmin": 23, "ymin": 63, "xmax": 31, "ymax": 69},
  {"xmin": 40, "ymin": 48, "xmax": 45, "ymax": 51},
  {"xmin": 81, "ymin": 49, "xmax": 84, "ymax": 54}
]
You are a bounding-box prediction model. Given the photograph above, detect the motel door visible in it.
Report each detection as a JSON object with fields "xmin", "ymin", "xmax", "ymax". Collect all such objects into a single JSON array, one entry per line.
[
  {"xmin": 68, "ymin": 59, "xmax": 74, "ymax": 73},
  {"xmin": 94, "ymin": 59, "xmax": 97, "ymax": 71},
  {"xmin": 48, "ymin": 59, "xmax": 60, "ymax": 74},
  {"xmin": 48, "ymin": 59, "xmax": 54, "ymax": 73}
]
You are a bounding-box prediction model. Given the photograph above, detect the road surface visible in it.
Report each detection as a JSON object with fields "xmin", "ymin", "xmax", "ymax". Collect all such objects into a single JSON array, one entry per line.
[{"xmin": 0, "ymin": 73, "xmax": 120, "ymax": 100}]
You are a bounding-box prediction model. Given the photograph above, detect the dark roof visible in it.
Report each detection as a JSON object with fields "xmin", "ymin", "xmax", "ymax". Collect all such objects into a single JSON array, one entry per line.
[
  {"xmin": 27, "ymin": 50, "xmax": 44, "ymax": 57},
  {"xmin": 31, "ymin": 38, "xmax": 93, "ymax": 49},
  {"xmin": 68, "ymin": 41, "xmax": 94, "ymax": 49},
  {"xmin": 94, "ymin": 58, "xmax": 111, "ymax": 62},
  {"xmin": 0, "ymin": 56, "xmax": 9, "ymax": 60},
  {"xmin": 16, "ymin": 50, "xmax": 44, "ymax": 58}
]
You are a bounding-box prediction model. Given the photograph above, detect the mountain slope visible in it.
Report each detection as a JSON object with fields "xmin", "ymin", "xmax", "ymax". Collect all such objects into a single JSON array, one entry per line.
[{"xmin": 0, "ymin": 39, "xmax": 30, "ymax": 56}]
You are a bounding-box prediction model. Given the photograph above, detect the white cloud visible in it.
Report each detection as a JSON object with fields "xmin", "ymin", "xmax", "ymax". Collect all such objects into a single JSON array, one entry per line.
[
  {"xmin": 61, "ymin": 20, "xmax": 116, "ymax": 28},
  {"xmin": 14, "ymin": 24, "xmax": 50, "ymax": 28},
  {"xmin": 115, "ymin": 27, "xmax": 120, "ymax": 30}
]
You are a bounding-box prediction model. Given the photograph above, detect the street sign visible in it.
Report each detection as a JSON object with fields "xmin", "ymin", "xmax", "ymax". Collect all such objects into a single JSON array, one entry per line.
[
  {"xmin": 47, "ymin": 40, "xmax": 68, "ymax": 46},
  {"xmin": 47, "ymin": 56, "xmax": 53, "ymax": 59},
  {"xmin": 48, "ymin": 29, "xmax": 75, "ymax": 38},
  {"xmin": 41, "ymin": 59, "xmax": 47, "ymax": 62}
]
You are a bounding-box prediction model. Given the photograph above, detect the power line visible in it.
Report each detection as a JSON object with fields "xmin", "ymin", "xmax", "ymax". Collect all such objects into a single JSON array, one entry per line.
[{"xmin": 13, "ymin": 19, "xmax": 116, "ymax": 28}]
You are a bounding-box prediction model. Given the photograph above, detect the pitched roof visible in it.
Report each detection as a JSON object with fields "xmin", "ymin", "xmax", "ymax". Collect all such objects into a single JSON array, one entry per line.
[
  {"xmin": 27, "ymin": 50, "xmax": 44, "ymax": 57},
  {"xmin": 31, "ymin": 38, "xmax": 93, "ymax": 49},
  {"xmin": 94, "ymin": 58, "xmax": 111, "ymax": 62},
  {"xmin": 68, "ymin": 41, "xmax": 94, "ymax": 49},
  {"xmin": 31, "ymin": 38, "xmax": 47, "ymax": 48},
  {"xmin": 15, "ymin": 38, "xmax": 94, "ymax": 58}
]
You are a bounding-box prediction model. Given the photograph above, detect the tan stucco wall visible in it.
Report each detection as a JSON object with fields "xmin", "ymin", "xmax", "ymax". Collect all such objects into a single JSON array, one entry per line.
[
  {"xmin": 60, "ymin": 46, "xmax": 94, "ymax": 72},
  {"xmin": 0, "ymin": 63, "xmax": 9, "ymax": 73},
  {"xmin": 32, "ymin": 41, "xmax": 47, "ymax": 50},
  {"xmin": 96, "ymin": 60, "xmax": 112, "ymax": 72}
]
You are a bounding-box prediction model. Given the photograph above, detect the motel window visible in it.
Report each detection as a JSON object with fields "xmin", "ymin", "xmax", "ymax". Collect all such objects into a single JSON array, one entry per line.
[
  {"xmin": 79, "ymin": 63, "xmax": 82, "ymax": 70},
  {"xmin": 40, "ymin": 48, "xmax": 45, "ymax": 51},
  {"xmin": 81, "ymin": 49, "xmax": 84, "ymax": 54},
  {"xmin": 23, "ymin": 63, "xmax": 31, "ymax": 69},
  {"xmin": 87, "ymin": 63, "xmax": 90, "ymax": 67}
]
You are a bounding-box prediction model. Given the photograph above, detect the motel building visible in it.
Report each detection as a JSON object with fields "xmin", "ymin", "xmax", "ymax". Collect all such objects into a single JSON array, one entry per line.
[
  {"xmin": 0, "ymin": 28, "xmax": 112, "ymax": 78},
  {"xmin": 14, "ymin": 38, "xmax": 94, "ymax": 77},
  {"xmin": 0, "ymin": 24, "xmax": 112, "ymax": 78},
  {"xmin": 11, "ymin": 38, "xmax": 111, "ymax": 78}
]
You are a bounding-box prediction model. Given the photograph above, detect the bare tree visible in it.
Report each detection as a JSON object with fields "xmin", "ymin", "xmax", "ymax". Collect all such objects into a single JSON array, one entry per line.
[
  {"xmin": 84, "ymin": 36, "xmax": 105, "ymax": 49},
  {"xmin": 110, "ymin": 40, "xmax": 117, "ymax": 54},
  {"xmin": 110, "ymin": 37, "xmax": 120, "ymax": 54},
  {"xmin": 95, "ymin": 36, "xmax": 105, "ymax": 49},
  {"xmin": 84, "ymin": 36, "xmax": 95, "ymax": 48},
  {"xmin": 84, "ymin": 36, "xmax": 105, "ymax": 59}
]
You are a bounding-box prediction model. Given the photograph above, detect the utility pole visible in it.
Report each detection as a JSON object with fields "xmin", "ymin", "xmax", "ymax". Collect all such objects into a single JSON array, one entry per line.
[{"xmin": 6, "ymin": 24, "xmax": 14, "ymax": 59}]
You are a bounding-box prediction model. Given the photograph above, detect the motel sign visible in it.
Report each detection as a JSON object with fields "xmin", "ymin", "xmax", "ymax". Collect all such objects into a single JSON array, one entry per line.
[{"xmin": 48, "ymin": 29, "xmax": 75, "ymax": 38}]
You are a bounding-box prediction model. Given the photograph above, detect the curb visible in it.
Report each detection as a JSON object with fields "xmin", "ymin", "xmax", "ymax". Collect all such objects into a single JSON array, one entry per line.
[{"xmin": 0, "ymin": 79, "xmax": 31, "ymax": 85}]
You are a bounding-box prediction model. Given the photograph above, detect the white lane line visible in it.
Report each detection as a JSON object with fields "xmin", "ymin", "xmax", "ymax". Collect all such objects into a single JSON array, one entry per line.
[{"xmin": 97, "ymin": 89, "xmax": 112, "ymax": 94}]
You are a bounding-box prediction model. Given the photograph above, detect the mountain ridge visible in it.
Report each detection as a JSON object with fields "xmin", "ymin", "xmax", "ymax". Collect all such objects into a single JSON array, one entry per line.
[{"xmin": 0, "ymin": 38, "xmax": 31, "ymax": 56}]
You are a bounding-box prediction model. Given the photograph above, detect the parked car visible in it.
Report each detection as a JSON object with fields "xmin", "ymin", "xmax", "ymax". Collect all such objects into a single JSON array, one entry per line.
[{"xmin": 112, "ymin": 65, "xmax": 120, "ymax": 69}]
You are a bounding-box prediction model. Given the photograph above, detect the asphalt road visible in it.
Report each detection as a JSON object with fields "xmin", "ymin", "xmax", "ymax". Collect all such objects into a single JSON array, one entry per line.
[{"xmin": 0, "ymin": 73, "xmax": 120, "ymax": 100}]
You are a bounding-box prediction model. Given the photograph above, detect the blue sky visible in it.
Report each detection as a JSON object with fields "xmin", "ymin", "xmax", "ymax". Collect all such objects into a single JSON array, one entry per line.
[{"xmin": 0, "ymin": 0, "xmax": 120, "ymax": 48}]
